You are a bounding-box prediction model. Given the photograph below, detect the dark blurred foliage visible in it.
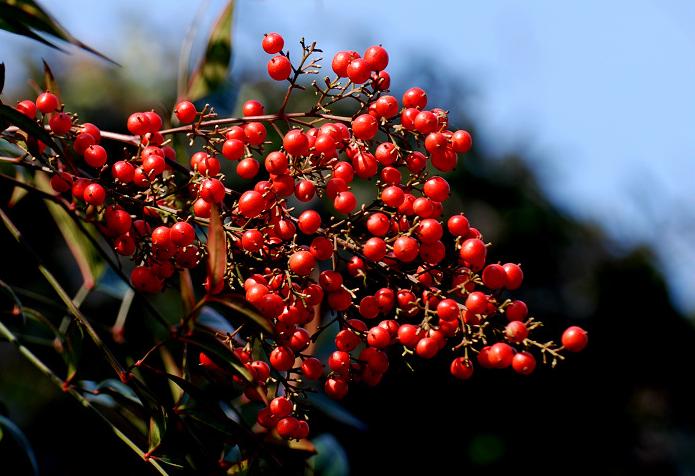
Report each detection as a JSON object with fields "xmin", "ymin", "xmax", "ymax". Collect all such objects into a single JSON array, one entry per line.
[{"xmin": 1, "ymin": 46, "xmax": 694, "ymax": 476}]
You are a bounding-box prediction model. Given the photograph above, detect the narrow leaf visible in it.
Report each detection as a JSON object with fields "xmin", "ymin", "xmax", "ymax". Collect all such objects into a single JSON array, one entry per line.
[
  {"xmin": 181, "ymin": 331, "xmax": 253, "ymax": 382},
  {"xmin": 207, "ymin": 204, "xmax": 227, "ymax": 294},
  {"xmin": 0, "ymin": 104, "xmax": 60, "ymax": 151},
  {"xmin": 42, "ymin": 59, "xmax": 60, "ymax": 100},
  {"xmin": 0, "ymin": 1, "xmax": 117, "ymax": 64},
  {"xmin": 179, "ymin": 269, "xmax": 195, "ymax": 315},
  {"xmin": 185, "ymin": 0, "xmax": 235, "ymax": 101},
  {"xmin": 8, "ymin": 168, "xmax": 29, "ymax": 208},
  {"xmin": 0, "ymin": 62, "xmax": 5, "ymax": 95},
  {"xmin": 35, "ymin": 172, "xmax": 104, "ymax": 289},
  {"xmin": 0, "ymin": 415, "xmax": 39, "ymax": 476},
  {"xmin": 206, "ymin": 295, "xmax": 273, "ymax": 333},
  {"xmin": 0, "ymin": 15, "xmax": 63, "ymax": 51}
]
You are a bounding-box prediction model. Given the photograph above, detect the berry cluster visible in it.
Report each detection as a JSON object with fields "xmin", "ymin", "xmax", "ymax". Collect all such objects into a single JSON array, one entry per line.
[{"xmin": 6, "ymin": 34, "xmax": 587, "ymax": 443}]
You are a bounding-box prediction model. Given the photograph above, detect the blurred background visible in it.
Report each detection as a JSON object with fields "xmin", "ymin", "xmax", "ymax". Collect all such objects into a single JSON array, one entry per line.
[{"xmin": 1, "ymin": 0, "xmax": 695, "ymax": 474}]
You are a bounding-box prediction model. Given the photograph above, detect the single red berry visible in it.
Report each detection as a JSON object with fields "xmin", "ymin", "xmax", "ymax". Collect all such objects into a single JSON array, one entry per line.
[
  {"xmin": 301, "ymin": 357, "xmax": 323, "ymax": 380},
  {"xmin": 423, "ymin": 176, "xmax": 450, "ymax": 202},
  {"xmin": 237, "ymin": 158, "xmax": 260, "ymax": 179},
  {"xmin": 324, "ymin": 377, "xmax": 349, "ymax": 400},
  {"xmin": 505, "ymin": 300, "xmax": 528, "ymax": 322},
  {"xmin": 50, "ymin": 172, "xmax": 73, "ymax": 193},
  {"xmin": 48, "ymin": 112, "xmax": 72, "ymax": 135},
  {"xmin": 238, "ymin": 190, "xmax": 264, "ymax": 217},
  {"xmin": 402, "ymin": 87, "xmax": 427, "ymax": 109},
  {"xmin": 241, "ymin": 229, "xmax": 264, "ymax": 252},
  {"xmin": 81, "ymin": 183, "xmax": 105, "ymax": 206},
  {"xmin": 73, "ymin": 132, "xmax": 96, "ymax": 155},
  {"xmin": 265, "ymin": 151, "xmax": 288, "ymax": 174},
  {"xmin": 268, "ymin": 55, "xmax": 292, "ymax": 80},
  {"xmin": 332, "ymin": 50, "xmax": 359, "ymax": 77},
  {"xmin": 347, "ymin": 58, "xmax": 372, "ymax": 84},
  {"xmin": 105, "ymin": 207, "xmax": 132, "ymax": 236},
  {"xmin": 375, "ymin": 95, "xmax": 399, "ymax": 118},
  {"xmin": 328, "ymin": 350, "xmax": 351, "ymax": 374},
  {"xmin": 283, "ymin": 129, "xmax": 309, "ymax": 156},
  {"xmin": 262, "ymin": 32, "xmax": 284, "ymax": 54},
  {"xmin": 431, "ymin": 149, "xmax": 458, "ymax": 172},
  {"xmin": 16, "ymin": 100, "xmax": 37, "ymax": 118},
  {"xmin": 488, "ymin": 342, "xmax": 514, "ymax": 368},
  {"xmin": 562, "ymin": 326, "xmax": 588, "ymax": 352},
  {"xmin": 417, "ymin": 218, "xmax": 443, "ymax": 244},
  {"xmin": 367, "ymin": 326, "xmax": 392, "ymax": 348},
  {"xmin": 503, "ymin": 263, "xmax": 524, "ymax": 290},
  {"xmin": 424, "ymin": 132, "xmax": 448, "ymax": 154},
  {"xmin": 450, "ymin": 357, "xmax": 474, "ymax": 380},
  {"xmin": 249, "ymin": 360, "xmax": 270, "ymax": 382},
  {"xmin": 482, "ymin": 264, "xmax": 507, "ymax": 289},
  {"xmin": 367, "ymin": 212, "xmax": 390, "ymax": 237},
  {"xmin": 242, "ymin": 99, "xmax": 264, "ymax": 117},
  {"xmin": 459, "ymin": 238, "xmax": 487, "ymax": 270},
  {"xmin": 171, "ymin": 221, "xmax": 195, "ymax": 247},
  {"xmin": 465, "ymin": 291, "xmax": 488, "ymax": 315},
  {"xmin": 222, "ymin": 139, "xmax": 245, "ymax": 160},
  {"xmin": 397, "ymin": 324, "xmax": 424, "ymax": 349},
  {"xmin": 437, "ymin": 299, "xmax": 460, "ymax": 321},
  {"xmin": 363, "ymin": 45, "xmax": 389, "ymax": 71},
  {"xmin": 333, "ymin": 191, "xmax": 356, "ymax": 214},
  {"xmin": 126, "ymin": 112, "xmax": 151, "ymax": 136},
  {"xmin": 447, "ymin": 214, "xmax": 470, "ymax": 237},
  {"xmin": 289, "ymin": 250, "xmax": 316, "ymax": 276},
  {"xmin": 452, "ymin": 130, "xmax": 473, "ymax": 153},
  {"xmin": 416, "ymin": 337, "xmax": 440, "ymax": 359},
  {"xmin": 414, "ymin": 110, "xmax": 438, "ymax": 134},
  {"xmin": 295, "ymin": 179, "xmax": 316, "ymax": 202},
  {"xmin": 200, "ymin": 178, "xmax": 226, "ymax": 204},
  {"xmin": 244, "ymin": 122, "xmax": 267, "ymax": 146},
  {"xmin": 512, "ymin": 351, "xmax": 536, "ymax": 375},
  {"xmin": 276, "ymin": 417, "xmax": 299, "ymax": 439},
  {"xmin": 505, "ymin": 321, "xmax": 528, "ymax": 343},
  {"xmin": 174, "ymin": 101, "xmax": 197, "ymax": 123},
  {"xmin": 393, "ymin": 235, "xmax": 419, "ymax": 263},
  {"xmin": 372, "ymin": 70, "xmax": 391, "ymax": 90},
  {"xmin": 193, "ymin": 198, "xmax": 211, "ymax": 218},
  {"xmin": 84, "ymin": 145, "xmax": 108, "ymax": 168},
  {"xmin": 130, "ymin": 266, "xmax": 163, "ymax": 293},
  {"xmin": 297, "ymin": 210, "xmax": 321, "ymax": 235},
  {"xmin": 144, "ymin": 111, "xmax": 162, "ymax": 132},
  {"xmin": 352, "ymin": 114, "xmax": 378, "ymax": 140},
  {"xmin": 270, "ymin": 346, "xmax": 295, "ymax": 371},
  {"xmin": 269, "ymin": 396, "xmax": 293, "ymax": 417},
  {"xmin": 36, "ymin": 92, "xmax": 59, "ymax": 114},
  {"xmin": 327, "ymin": 288, "xmax": 352, "ymax": 311},
  {"xmin": 381, "ymin": 185, "xmax": 405, "ymax": 208}
]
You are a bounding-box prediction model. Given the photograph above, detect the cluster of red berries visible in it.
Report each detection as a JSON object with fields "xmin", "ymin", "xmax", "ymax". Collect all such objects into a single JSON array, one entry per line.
[{"xmin": 11, "ymin": 33, "xmax": 587, "ymax": 442}]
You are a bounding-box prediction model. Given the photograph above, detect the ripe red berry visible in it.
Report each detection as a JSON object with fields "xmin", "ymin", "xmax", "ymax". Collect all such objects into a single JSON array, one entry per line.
[
  {"xmin": 352, "ymin": 114, "xmax": 378, "ymax": 140},
  {"xmin": 269, "ymin": 396, "xmax": 293, "ymax": 417},
  {"xmin": 84, "ymin": 145, "xmax": 108, "ymax": 168},
  {"xmin": 505, "ymin": 321, "xmax": 528, "ymax": 343},
  {"xmin": 73, "ymin": 132, "xmax": 96, "ymax": 155},
  {"xmin": 324, "ymin": 377, "xmax": 349, "ymax": 400},
  {"xmin": 144, "ymin": 111, "xmax": 162, "ymax": 132},
  {"xmin": 301, "ymin": 357, "xmax": 323, "ymax": 380},
  {"xmin": 126, "ymin": 112, "xmax": 151, "ymax": 136},
  {"xmin": 347, "ymin": 58, "xmax": 372, "ymax": 84},
  {"xmin": 482, "ymin": 264, "xmax": 507, "ymax": 289},
  {"xmin": 333, "ymin": 191, "xmax": 356, "ymax": 214},
  {"xmin": 363, "ymin": 45, "xmax": 389, "ymax": 71},
  {"xmin": 505, "ymin": 300, "xmax": 528, "ymax": 322},
  {"xmin": 503, "ymin": 263, "xmax": 524, "ymax": 290},
  {"xmin": 416, "ymin": 337, "xmax": 440, "ymax": 359},
  {"xmin": 488, "ymin": 342, "xmax": 514, "ymax": 368},
  {"xmin": 297, "ymin": 210, "xmax": 321, "ymax": 235},
  {"xmin": 105, "ymin": 207, "xmax": 132, "ymax": 236},
  {"xmin": 367, "ymin": 326, "xmax": 392, "ymax": 348},
  {"xmin": 402, "ymin": 87, "xmax": 427, "ymax": 109},
  {"xmin": 452, "ymin": 130, "xmax": 473, "ymax": 153},
  {"xmin": 222, "ymin": 139, "xmax": 245, "ymax": 160},
  {"xmin": 242, "ymin": 99, "xmax": 264, "ymax": 117},
  {"xmin": 447, "ymin": 214, "xmax": 470, "ymax": 237},
  {"xmin": 375, "ymin": 95, "xmax": 399, "ymax": 118},
  {"xmin": 36, "ymin": 92, "xmax": 59, "ymax": 114},
  {"xmin": 236, "ymin": 158, "xmax": 259, "ymax": 179},
  {"xmin": 414, "ymin": 110, "xmax": 438, "ymax": 134},
  {"xmin": 367, "ymin": 212, "xmax": 390, "ymax": 236},
  {"xmin": 372, "ymin": 70, "xmax": 391, "ymax": 90},
  {"xmin": 289, "ymin": 250, "xmax": 316, "ymax": 276},
  {"xmin": 270, "ymin": 346, "xmax": 295, "ymax": 371},
  {"xmin": 83, "ymin": 183, "xmax": 106, "ymax": 206},
  {"xmin": 561, "ymin": 326, "xmax": 588, "ymax": 352},
  {"xmin": 450, "ymin": 357, "xmax": 474, "ymax": 380},
  {"xmin": 393, "ymin": 235, "xmax": 419, "ymax": 263},
  {"xmin": 238, "ymin": 190, "xmax": 265, "ymax": 218},
  {"xmin": 276, "ymin": 417, "xmax": 299, "ymax": 439},
  {"xmin": 512, "ymin": 351, "xmax": 536, "ymax": 375},
  {"xmin": 174, "ymin": 101, "xmax": 197, "ymax": 123},
  {"xmin": 265, "ymin": 151, "xmax": 288, "ymax": 174},
  {"xmin": 397, "ymin": 324, "xmax": 424, "ymax": 349},
  {"xmin": 262, "ymin": 32, "xmax": 284, "ymax": 54},
  {"xmin": 465, "ymin": 291, "xmax": 488, "ymax": 315},
  {"xmin": 381, "ymin": 185, "xmax": 405, "ymax": 208},
  {"xmin": 171, "ymin": 221, "xmax": 195, "ymax": 247},
  {"xmin": 417, "ymin": 218, "xmax": 443, "ymax": 244},
  {"xmin": 200, "ymin": 178, "xmax": 226, "ymax": 204},
  {"xmin": 423, "ymin": 176, "xmax": 450, "ymax": 202},
  {"xmin": 16, "ymin": 100, "xmax": 37, "ymax": 119},
  {"xmin": 436, "ymin": 299, "xmax": 460, "ymax": 321},
  {"xmin": 48, "ymin": 112, "xmax": 72, "ymax": 135},
  {"xmin": 328, "ymin": 350, "xmax": 351, "ymax": 374},
  {"xmin": 130, "ymin": 266, "xmax": 163, "ymax": 293},
  {"xmin": 50, "ymin": 172, "xmax": 73, "ymax": 193},
  {"xmin": 295, "ymin": 179, "xmax": 316, "ymax": 202},
  {"xmin": 244, "ymin": 122, "xmax": 267, "ymax": 146},
  {"xmin": 459, "ymin": 238, "xmax": 487, "ymax": 270},
  {"xmin": 268, "ymin": 55, "xmax": 292, "ymax": 80}
]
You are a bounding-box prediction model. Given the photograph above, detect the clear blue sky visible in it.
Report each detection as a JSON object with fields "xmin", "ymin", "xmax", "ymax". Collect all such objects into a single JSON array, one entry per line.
[{"xmin": 2, "ymin": 0, "xmax": 694, "ymax": 312}]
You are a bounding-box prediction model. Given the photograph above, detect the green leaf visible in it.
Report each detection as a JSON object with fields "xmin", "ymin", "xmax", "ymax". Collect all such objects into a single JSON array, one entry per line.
[
  {"xmin": 7, "ymin": 168, "xmax": 29, "ymax": 208},
  {"xmin": 42, "ymin": 59, "xmax": 60, "ymax": 100},
  {"xmin": 185, "ymin": 0, "xmax": 235, "ymax": 101},
  {"xmin": 205, "ymin": 295, "xmax": 273, "ymax": 334},
  {"xmin": 0, "ymin": 0, "xmax": 117, "ymax": 64},
  {"xmin": 207, "ymin": 204, "xmax": 227, "ymax": 294},
  {"xmin": 0, "ymin": 104, "xmax": 60, "ymax": 151},
  {"xmin": 0, "ymin": 415, "xmax": 39, "ymax": 476},
  {"xmin": 35, "ymin": 172, "xmax": 105, "ymax": 289}
]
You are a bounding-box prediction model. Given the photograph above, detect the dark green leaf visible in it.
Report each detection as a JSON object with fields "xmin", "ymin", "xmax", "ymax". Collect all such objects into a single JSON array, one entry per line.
[
  {"xmin": 207, "ymin": 204, "xmax": 227, "ymax": 293},
  {"xmin": 0, "ymin": 415, "xmax": 39, "ymax": 476},
  {"xmin": 0, "ymin": 104, "xmax": 59, "ymax": 151},
  {"xmin": 206, "ymin": 295, "xmax": 273, "ymax": 333},
  {"xmin": 36, "ymin": 172, "xmax": 104, "ymax": 289},
  {"xmin": 0, "ymin": 1, "xmax": 117, "ymax": 64},
  {"xmin": 42, "ymin": 59, "xmax": 60, "ymax": 99},
  {"xmin": 0, "ymin": 15, "xmax": 63, "ymax": 51},
  {"xmin": 185, "ymin": 0, "xmax": 235, "ymax": 101}
]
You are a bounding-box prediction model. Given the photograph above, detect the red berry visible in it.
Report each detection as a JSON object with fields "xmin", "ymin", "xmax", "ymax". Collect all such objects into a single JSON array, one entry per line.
[
  {"xmin": 283, "ymin": 129, "xmax": 309, "ymax": 156},
  {"xmin": 367, "ymin": 326, "xmax": 392, "ymax": 348},
  {"xmin": 332, "ymin": 51, "xmax": 359, "ymax": 77},
  {"xmin": 416, "ymin": 337, "xmax": 440, "ymax": 359},
  {"xmin": 144, "ymin": 111, "xmax": 162, "ymax": 132},
  {"xmin": 238, "ymin": 190, "xmax": 265, "ymax": 217},
  {"xmin": 459, "ymin": 238, "xmax": 487, "ymax": 270},
  {"xmin": 505, "ymin": 321, "xmax": 528, "ymax": 343},
  {"xmin": 423, "ymin": 176, "xmax": 450, "ymax": 202},
  {"xmin": 265, "ymin": 151, "xmax": 288, "ymax": 174},
  {"xmin": 48, "ymin": 112, "xmax": 72, "ymax": 135},
  {"xmin": 512, "ymin": 351, "xmax": 536, "ymax": 375},
  {"xmin": 200, "ymin": 178, "xmax": 226, "ymax": 203},
  {"xmin": 262, "ymin": 32, "xmax": 284, "ymax": 54},
  {"xmin": 488, "ymin": 342, "xmax": 514, "ymax": 368},
  {"xmin": 83, "ymin": 183, "xmax": 106, "ymax": 206},
  {"xmin": 242, "ymin": 99, "xmax": 264, "ymax": 117},
  {"xmin": 73, "ymin": 132, "xmax": 96, "ymax": 155},
  {"xmin": 417, "ymin": 218, "xmax": 443, "ymax": 244},
  {"xmin": 130, "ymin": 266, "xmax": 163, "ymax": 293},
  {"xmin": 352, "ymin": 114, "xmax": 378, "ymax": 140},
  {"xmin": 381, "ymin": 185, "xmax": 405, "ymax": 208},
  {"xmin": 561, "ymin": 326, "xmax": 588, "ymax": 352},
  {"xmin": 414, "ymin": 110, "xmax": 438, "ymax": 134},
  {"xmin": 328, "ymin": 350, "xmax": 351, "ymax": 374},
  {"xmin": 270, "ymin": 346, "xmax": 295, "ymax": 371},
  {"xmin": 84, "ymin": 145, "xmax": 107, "ymax": 168},
  {"xmin": 276, "ymin": 417, "xmax": 299, "ymax": 439},
  {"xmin": 289, "ymin": 250, "xmax": 316, "ymax": 276},
  {"xmin": 193, "ymin": 198, "xmax": 211, "ymax": 218},
  {"xmin": 363, "ymin": 45, "xmax": 389, "ymax": 71},
  {"xmin": 505, "ymin": 300, "xmax": 528, "ymax": 322},
  {"xmin": 174, "ymin": 100, "xmax": 197, "ymax": 123},
  {"xmin": 333, "ymin": 191, "xmax": 356, "ymax": 214},
  {"xmin": 301, "ymin": 357, "xmax": 323, "ymax": 380},
  {"xmin": 375, "ymin": 142, "xmax": 398, "ymax": 165},
  {"xmin": 447, "ymin": 214, "xmax": 470, "ymax": 237},
  {"xmin": 222, "ymin": 139, "xmax": 245, "ymax": 160},
  {"xmin": 465, "ymin": 291, "xmax": 488, "ymax": 315},
  {"xmin": 402, "ymin": 87, "xmax": 427, "ymax": 109},
  {"xmin": 398, "ymin": 324, "xmax": 424, "ymax": 349},
  {"xmin": 372, "ymin": 70, "xmax": 391, "ymax": 90},
  {"xmin": 452, "ymin": 130, "xmax": 473, "ymax": 153},
  {"xmin": 324, "ymin": 377, "xmax": 349, "ymax": 400},
  {"xmin": 482, "ymin": 264, "xmax": 507, "ymax": 289},
  {"xmin": 295, "ymin": 179, "xmax": 316, "ymax": 202},
  {"xmin": 298, "ymin": 210, "xmax": 321, "ymax": 235},
  {"xmin": 171, "ymin": 221, "xmax": 195, "ymax": 247},
  {"xmin": 244, "ymin": 122, "xmax": 267, "ymax": 146},
  {"xmin": 105, "ymin": 207, "xmax": 131, "ymax": 236},
  {"xmin": 393, "ymin": 235, "xmax": 419, "ymax": 262},
  {"xmin": 450, "ymin": 357, "xmax": 474, "ymax": 380},
  {"xmin": 437, "ymin": 299, "xmax": 460, "ymax": 321},
  {"xmin": 236, "ymin": 158, "xmax": 260, "ymax": 179},
  {"xmin": 375, "ymin": 95, "xmax": 399, "ymax": 118},
  {"xmin": 503, "ymin": 263, "xmax": 524, "ymax": 290},
  {"xmin": 269, "ymin": 396, "xmax": 293, "ymax": 417},
  {"xmin": 367, "ymin": 212, "xmax": 390, "ymax": 236},
  {"xmin": 268, "ymin": 55, "xmax": 292, "ymax": 80},
  {"xmin": 36, "ymin": 92, "xmax": 59, "ymax": 114},
  {"xmin": 16, "ymin": 100, "xmax": 37, "ymax": 119},
  {"xmin": 327, "ymin": 288, "xmax": 352, "ymax": 311},
  {"xmin": 347, "ymin": 58, "xmax": 371, "ymax": 84},
  {"xmin": 126, "ymin": 112, "xmax": 151, "ymax": 136}
]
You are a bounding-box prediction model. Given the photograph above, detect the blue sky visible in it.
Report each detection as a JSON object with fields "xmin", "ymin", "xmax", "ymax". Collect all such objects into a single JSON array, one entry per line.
[{"xmin": 1, "ymin": 0, "xmax": 694, "ymax": 312}]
